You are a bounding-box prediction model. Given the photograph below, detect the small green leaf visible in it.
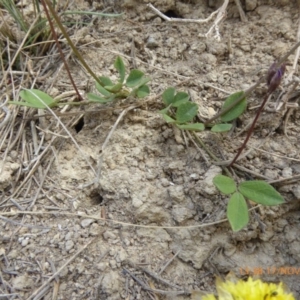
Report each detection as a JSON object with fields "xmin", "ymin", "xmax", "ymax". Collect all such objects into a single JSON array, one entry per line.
[
  {"xmin": 131, "ymin": 76, "xmax": 151, "ymax": 90},
  {"xmin": 162, "ymin": 87, "xmax": 175, "ymax": 106},
  {"xmin": 136, "ymin": 85, "xmax": 150, "ymax": 98},
  {"xmin": 221, "ymin": 91, "xmax": 247, "ymax": 122},
  {"xmin": 227, "ymin": 192, "xmax": 249, "ymax": 232},
  {"xmin": 19, "ymin": 89, "xmax": 56, "ymax": 108},
  {"xmin": 175, "ymin": 102, "xmax": 198, "ymax": 123},
  {"xmin": 126, "ymin": 69, "xmax": 145, "ymax": 87},
  {"xmin": 213, "ymin": 175, "xmax": 236, "ymax": 195},
  {"xmin": 162, "ymin": 114, "xmax": 176, "ymax": 123},
  {"xmin": 211, "ymin": 124, "xmax": 232, "ymax": 132},
  {"xmin": 104, "ymin": 82, "xmax": 123, "ymax": 93},
  {"xmin": 172, "ymin": 92, "xmax": 190, "ymax": 107},
  {"xmin": 99, "ymin": 76, "xmax": 113, "ymax": 86},
  {"xmin": 114, "ymin": 56, "xmax": 126, "ymax": 83},
  {"xmin": 238, "ymin": 181, "xmax": 284, "ymax": 206},
  {"xmin": 87, "ymin": 93, "xmax": 113, "ymax": 103},
  {"xmin": 96, "ymin": 82, "xmax": 112, "ymax": 97},
  {"xmin": 176, "ymin": 123, "xmax": 205, "ymax": 131}
]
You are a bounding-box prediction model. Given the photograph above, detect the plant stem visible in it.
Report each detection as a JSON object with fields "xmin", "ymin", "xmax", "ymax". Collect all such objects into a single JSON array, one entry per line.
[
  {"xmin": 228, "ymin": 93, "xmax": 271, "ymax": 167},
  {"xmin": 41, "ymin": 0, "xmax": 83, "ymax": 100},
  {"xmin": 43, "ymin": 0, "xmax": 103, "ymax": 88}
]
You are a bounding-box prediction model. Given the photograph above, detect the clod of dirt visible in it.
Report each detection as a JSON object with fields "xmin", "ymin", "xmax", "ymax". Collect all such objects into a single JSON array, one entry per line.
[
  {"xmin": 0, "ymin": 161, "xmax": 20, "ymax": 189},
  {"xmin": 12, "ymin": 274, "xmax": 34, "ymax": 290}
]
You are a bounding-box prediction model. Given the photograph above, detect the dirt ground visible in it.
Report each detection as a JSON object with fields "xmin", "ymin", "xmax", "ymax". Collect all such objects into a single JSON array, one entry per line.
[{"xmin": 1, "ymin": 0, "xmax": 300, "ymax": 299}]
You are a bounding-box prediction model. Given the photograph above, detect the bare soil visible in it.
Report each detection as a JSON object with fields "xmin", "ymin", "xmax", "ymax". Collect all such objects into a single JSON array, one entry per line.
[{"xmin": 1, "ymin": 0, "xmax": 300, "ymax": 299}]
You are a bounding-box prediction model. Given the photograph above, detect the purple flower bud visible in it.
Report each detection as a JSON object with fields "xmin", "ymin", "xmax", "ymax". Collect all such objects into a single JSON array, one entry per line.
[{"xmin": 267, "ymin": 63, "xmax": 285, "ymax": 94}]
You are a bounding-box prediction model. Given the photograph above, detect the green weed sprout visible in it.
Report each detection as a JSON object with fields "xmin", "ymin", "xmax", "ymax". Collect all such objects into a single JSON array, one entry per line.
[
  {"xmin": 8, "ymin": 56, "xmax": 150, "ymax": 109},
  {"xmin": 160, "ymin": 87, "xmax": 247, "ymax": 132},
  {"xmin": 9, "ymin": 89, "xmax": 58, "ymax": 109},
  {"xmin": 213, "ymin": 175, "xmax": 284, "ymax": 231},
  {"xmin": 161, "ymin": 87, "xmax": 285, "ymax": 232},
  {"xmin": 87, "ymin": 56, "xmax": 150, "ymax": 104}
]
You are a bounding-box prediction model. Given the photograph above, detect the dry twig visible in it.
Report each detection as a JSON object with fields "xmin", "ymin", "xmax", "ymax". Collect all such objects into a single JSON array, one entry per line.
[{"xmin": 147, "ymin": 1, "xmax": 229, "ymax": 40}]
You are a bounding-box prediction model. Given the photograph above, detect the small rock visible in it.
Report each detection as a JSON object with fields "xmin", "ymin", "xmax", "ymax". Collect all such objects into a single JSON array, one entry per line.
[
  {"xmin": 281, "ymin": 167, "xmax": 292, "ymax": 178},
  {"xmin": 153, "ymin": 17, "xmax": 162, "ymax": 24},
  {"xmin": 264, "ymin": 169, "xmax": 277, "ymax": 179},
  {"xmin": 172, "ymin": 205, "xmax": 196, "ymax": 224},
  {"xmin": 136, "ymin": 204, "xmax": 170, "ymax": 223},
  {"xmin": 109, "ymin": 260, "xmax": 117, "ymax": 269},
  {"xmin": 160, "ymin": 178, "xmax": 170, "ymax": 187},
  {"xmin": 12, "ymin": 275, "xmax": 34, "ymax": 290},
  {"xmin": 97, "ymin": 262, "xmax": 107, "ymax": 271},
  {"xmin": 99, "ymin": 271, "xmax": 119, "ymax": 296},
  {"xmin": 89, "ymin": 223, "xmax": 100, "ymax": 236},
  {"xmin": 65, "ymin": 240, "xmax": 74, "ymax": 251},
  {"xmin": 292, "ymin": 186, "xmax": 300, "ymax": 200},
  {"xmin": 80, "ymin": 219, "xmax": 95, "ymax": 228},
  {"xmin": 65, "ymin": 232, "xmax": 73, "ymax": 240},
  {"xmin": 123, "ymin": 238, "xmax": 131, "ymax": 246},
  {"xmin": 245, "ymin": 0, "xmax": 257, "ymax": 11},
  {"xmin": 201, "ymin": 165, "xmax": 222, "ymax": 195},
  {"xmin": 116, "ymin": 249, "xmax": 127, "ymax": 263},
  {"xmin": 8, "ymin": 249, "xmax": 18, "ymax": 259},
  {"xmin": 189, "ymin": 173, "xmax": 199, "ymax": 180},
  {"xmin": 103, "ymin": 231, "xmax": 117, "ymax": 240},
  {"xmin": 132, "ymin": 196, "xmax": 143, "ymax": 208},
  {"xmin": 146, "ymin": 36, "xmax": 158, "ymax": 49},
  {"xmin": 168, "ymin": 185, "xmax": 185, "ymax": 203},
  {"xmin": 21, "ymin": 238, "xmax": 30, "ymax": 247}
]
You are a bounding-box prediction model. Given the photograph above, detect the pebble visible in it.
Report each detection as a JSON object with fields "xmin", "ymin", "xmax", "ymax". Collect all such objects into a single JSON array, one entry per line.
[
  {"xmin": 12, "ymin": 275, "xmax": 34, "ymax": 290},
  {"xmin": 103, "ymin": 231, "xmax": 117, "ymax": 240},
  {"xmin": 80, "ymin": 219, "xmax": 95, "ymax": 228},
  {"xmin": 264, "ymin": 169, "xmax": 277, "ymax": 179},
  {"xmin": 292, "ymin": 186, "xmax": 300, "ymax": 200},
  {"xmin": 21, "ymin": 238, "xmax": 30, "ymax": 247},
  {"xmin": 89, "ymin": 223, "xmax": 100, "ymax": 236},
  {"xmin": 160, "ymin": 178, "xmax": 170, "ymax": 187},
  {"xmin": 65, "ymin": 232, "xmax": 73, "ymax": 240},
  {"xmin": 245, "ymin": 0, "xmax": 257, "ymax": 10},
  {"xmin": 8, "ymin": 249, "xmax": 18, "ymax": 259},
  {"xmin": 109, "ymin": 260, "xmax": 117, "ymax": 269},
  {"xmin": 281, "ymin": 167, "xmax": 292, "ymax": 178},
  {"xmin": 146, "ymin": 36, "xmax": 158, "ymax": 49},
  {"xmin": 97, "ymin": 262, "xmax": 107, "ymax": 271},
  {"xmin": 65, "ymin": 240, "xmax": 74, "ymax": 251},
  {"xmin": 190, "ymin": 173, "xmax": 199, "ymax": 180},
  {"xmin": 123, "ymin": 238, "xmax": 131, "ymax": 246},
  {"xmin": 201, "ymin": 165, "xmax": 222, "ymax": 195}
]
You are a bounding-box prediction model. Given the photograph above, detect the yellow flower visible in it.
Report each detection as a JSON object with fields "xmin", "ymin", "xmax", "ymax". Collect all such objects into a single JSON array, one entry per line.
[{"xmin": 202, "ymin": 277, "xmax": 295, "ymax": 300}]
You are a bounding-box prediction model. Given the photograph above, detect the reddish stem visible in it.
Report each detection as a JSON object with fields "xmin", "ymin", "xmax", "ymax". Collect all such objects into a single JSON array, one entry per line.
[
  {"xmin": 228, "ymin": 92, "xmax": 270, "ymax": 167},
  {"xmin": 41, "ymin": 0, "xmax": 83, "ymax": 101}
]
